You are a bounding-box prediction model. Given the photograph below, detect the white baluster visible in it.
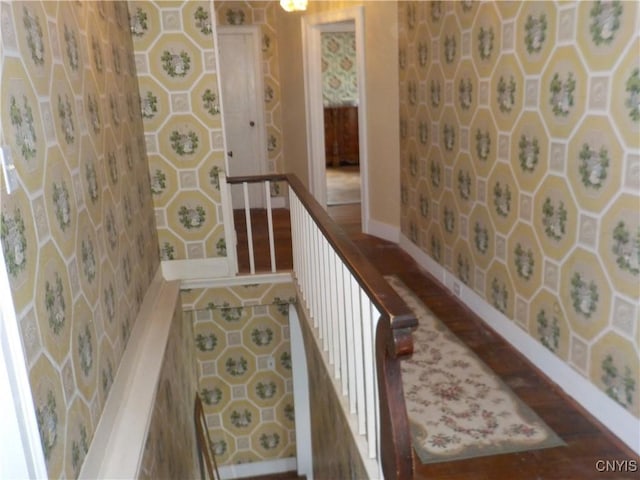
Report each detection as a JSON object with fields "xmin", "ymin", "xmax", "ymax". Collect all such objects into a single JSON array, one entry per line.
[
  {"xmin": 242, "ymin": 182, "xmax": 255, "ymax": 274},
  {"xmin": 335, "ymin": 252, "xmax": 346, "ymax": 381},
  {"xmin": 361, "ymin": 296, "xmax": 376, "ymax": 459},
  {"xmin": 265, "ymin": 181, "xmax": 276, "ymax": 273},
  {"xmin": 344, "ymin": 265, "xmax": 356, "ymax": 411},
  {"xmin": 321, "ymin": 236, "xmax": 330, "ymax": 353},
  {"xmin": 351, "ymin": 279, "xmax": 366, "ymax": 435}
]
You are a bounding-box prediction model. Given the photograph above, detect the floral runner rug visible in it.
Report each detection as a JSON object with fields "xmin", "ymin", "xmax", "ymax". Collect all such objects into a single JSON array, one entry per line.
[{"xmin": 386, "ymin": 276, "xmax": 565, "ymax": 464}]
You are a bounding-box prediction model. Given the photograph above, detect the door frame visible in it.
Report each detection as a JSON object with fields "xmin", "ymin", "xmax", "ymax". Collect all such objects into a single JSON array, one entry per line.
[
  {"xmin": 302, "ymin": 6, "xmax": 369, "ymax": 230},
  {"xmin": 217, "ymin": 25, "xmax": 268, "ymax": 180}
]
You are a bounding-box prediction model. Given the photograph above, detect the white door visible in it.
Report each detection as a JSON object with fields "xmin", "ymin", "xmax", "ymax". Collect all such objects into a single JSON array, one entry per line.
[{"xmin": 218, "ymin": 27, "xmax": 266, "ymax": 208}]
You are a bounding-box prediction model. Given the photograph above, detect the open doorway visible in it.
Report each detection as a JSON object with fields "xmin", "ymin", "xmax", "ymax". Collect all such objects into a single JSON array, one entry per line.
[
  {"xmin": 320, "ymin": 25, "xmax": 361, "ymax": 209},
  {"xmin": 302, "ymin": 7, "xmax": 368, "ymax": 233}
]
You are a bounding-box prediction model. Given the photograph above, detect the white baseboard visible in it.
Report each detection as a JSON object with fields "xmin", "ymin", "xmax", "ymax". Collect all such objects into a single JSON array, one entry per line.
[
  {"xmin": 218, "ymin": 457, "xmax": 297, "ymax": 480},
  {"xmin": 366, "ymin": 217, "xmax": 399, "ymax": 243},
  {"xmin": 161, "ymin": 257, "xmax": 233, "ymax": 281},
  {"xmin": 181, "ymin": 271, "xmax": 292, "ymax": 291},
  {"xmin": 398, "ymin": 233, "xmax": 640, "ymax": 455}
]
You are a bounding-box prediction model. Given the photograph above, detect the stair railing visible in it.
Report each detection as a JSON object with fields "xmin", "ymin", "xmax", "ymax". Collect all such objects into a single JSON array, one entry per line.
[{"xmin": 226, "ymin": 174, "xmax": 417, "ymax": 479}]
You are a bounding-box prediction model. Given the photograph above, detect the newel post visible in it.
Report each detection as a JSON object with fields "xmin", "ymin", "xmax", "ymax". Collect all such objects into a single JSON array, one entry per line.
[{"xmin": 376, "ymin": 319, "xmax": 415, "ymax": 480}]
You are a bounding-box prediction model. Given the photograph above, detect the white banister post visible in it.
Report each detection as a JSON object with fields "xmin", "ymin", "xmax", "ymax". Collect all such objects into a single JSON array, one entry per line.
[
  {"xmin": 361, "ymin": 297, "xmax": 376, "ymax": 459},
  {"xmin": 320, "ymin": 237, "xmax": 329, "ymax": 353},
  {"xmin": 242, "ymin": 182, "xmax": 255, "ymax": 274},
  {"xmin": 335, "ymin": 253, "xmax": 346, "ymax": 382},
  {"xmin": 344, "ymin": 265, "xmax": 357, "ymax": 411},
  {"xmin": 218, "ymin": 172, "xmax": 238, "ymax": 275},
  {"xmin": 264, "ymin": 181, "xmax": 276, "ymax": 273},
  {"xmin": 352, "ymin": 280, "xmax": 366, "ymax": 435}
]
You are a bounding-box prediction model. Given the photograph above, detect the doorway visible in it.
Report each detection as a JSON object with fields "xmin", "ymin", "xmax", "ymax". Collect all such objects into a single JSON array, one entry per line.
[
  {"xmin": 320, "ymin": 25, "xmax": 361, "ymax": 208},
  {"xmin": 302, "ymin": 7, "xmax": 368, "ymax": 232},
  {"xmin": 217, "ymin": 26, "xmax": 267, "ymax": 208}
]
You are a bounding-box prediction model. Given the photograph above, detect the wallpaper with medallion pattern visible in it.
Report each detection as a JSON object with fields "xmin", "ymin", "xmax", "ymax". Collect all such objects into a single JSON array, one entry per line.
[
  {"xmin": 181, "ymin": 282, "xmax": 296, "ymax": 465},
  {"xmin": 398, "ymin": 1, "xmax": 639, "ymax": 418},
  {"xmin": 130, "ymin": 0, "xmax": 285, "ymax": 262},
  {"xmin": 129, "ymin": 0, "xmax": 227, "ymax": 262},
  {"xmin": 0, "ymin": 1, "xmax": 159, "ymax": 478}
]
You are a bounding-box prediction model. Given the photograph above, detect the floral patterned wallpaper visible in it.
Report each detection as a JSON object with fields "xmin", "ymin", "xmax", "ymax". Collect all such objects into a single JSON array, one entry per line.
[
  {"xmin": 129, "ymin": 0, "xmax": 227, "ymax": 262},
  {"xmin": 322, "ymin": 31, "xmax": 358, "ymax": 106},
  {"xmin": 181, "ymin": 282, "xmax": 296, "ymax": 466},
  {"xmin": 0, "ymin": 1, "xmax": 159, "ymax": 478},
  {"xmin": 215, "ymin": 1, "xmax": 285, "ymax": 175},
  {"xmin": 398, "ymin": 1, "xmax": 639, "ymax": 418}
]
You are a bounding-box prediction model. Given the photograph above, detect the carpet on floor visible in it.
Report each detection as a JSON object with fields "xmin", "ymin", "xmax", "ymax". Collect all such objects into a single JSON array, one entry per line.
[{"xmin": 386, "ymin": 276, "xmax": 565, "ymax": 464}]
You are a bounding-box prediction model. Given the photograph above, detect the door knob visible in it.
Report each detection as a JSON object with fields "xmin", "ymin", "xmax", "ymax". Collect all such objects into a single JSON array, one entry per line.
[
  {"xmin": 228, "ymin": 151, "xmax": 233, "ymax": 157},
  {"xmin": 249, "ymin": 121, "xmax": 255, "ymax": 127}
]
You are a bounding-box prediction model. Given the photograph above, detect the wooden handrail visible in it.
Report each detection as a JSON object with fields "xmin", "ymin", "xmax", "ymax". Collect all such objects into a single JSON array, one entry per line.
[
  {"xmin": 227, "ymin": 174, "xmax": 417, "ymax": 330},
  {"xmin": 227, "ymin": 173, "xmax": 417, "ymax": 479}
]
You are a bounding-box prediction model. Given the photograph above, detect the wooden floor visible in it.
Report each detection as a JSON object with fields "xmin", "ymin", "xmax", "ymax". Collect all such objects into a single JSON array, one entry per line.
[{"xmin": 236, "ymin": 203, "xmax": 639, "ymax": 479}]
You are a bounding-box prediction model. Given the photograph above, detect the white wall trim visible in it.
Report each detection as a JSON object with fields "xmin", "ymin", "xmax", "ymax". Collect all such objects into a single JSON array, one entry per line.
[
  {"xmin": 398, "ymin": 233, "xmax": 640, "ymax": 455},
  {"xmin": 366, "ymin": 218, "xmax": 400, "ymax": 244},
  {"xmin": 218, "ymin": 457, "xmax": 297, "ymax": 480},
  {"xmin": 79, "ymin": 270, "xmax": 182, "ymax": 479},
  {"xmin": 181, "ymin": 271, "xmax": 293, "ymax": 291},
  {"xmin": 219, "ymin": 171, "xmax": 239, "ymax": 276},
  {"xmin": 0, "ymin": 245, "xmax": 47, "ymax": 479},
  {"xmin": 161, "ymin": 257, "xmax": 233, "ymax": 281},
  {"xmin": 288, "ymin": 307, "xmax": 313, "ymax": 480}
]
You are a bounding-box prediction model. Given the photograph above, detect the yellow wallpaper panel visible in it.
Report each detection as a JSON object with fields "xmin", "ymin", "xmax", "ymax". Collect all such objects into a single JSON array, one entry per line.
[
  {"xmin": 0, "ymin": 1, "xmax": 159, "ymax": 477},
  {"xmin": 182, "ymin": 282, "xmax": 297, "ymax": 465},
  {"xmin": 398, "ymin": 1, "xmax": 639, "ymax": 417},
  {"xmin": 130, "ymin": 0, "xmax": 227, "ymax": 261}
]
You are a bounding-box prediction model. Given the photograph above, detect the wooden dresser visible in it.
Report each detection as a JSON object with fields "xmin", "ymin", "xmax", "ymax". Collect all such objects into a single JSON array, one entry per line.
[{"xmin": 324, "ymin": 105, "xmax": 359, "ymax": 167}]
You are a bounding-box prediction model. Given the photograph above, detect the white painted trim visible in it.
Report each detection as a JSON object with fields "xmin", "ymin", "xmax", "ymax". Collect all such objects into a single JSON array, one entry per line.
[
  {"xmin": 218, "ymin": 457, "xmax": 297, "ymax": 480},
  {"xmin": 161, "ymin": 258, "xmax": 233, "ymax": 281},
  {"xmin": 398, "ymin": 233, "xmax": 640, "ymax": 455},
  {"xmin": 288, "ymin": 307, "xmax": 313, "ymax": 480},
  {"xmin": 0, "ymin": 246, "xmax": 47, "ymax": 479},
  {"xmin": 219, "ymin": 171, "xmax": 239, "ymax": 276},
  {"xmin": 366, "ymin": 218, "xmax": 400, "ymax": 244},
  {"xmin": 181, "ymin": 271, "xmax": 293, "ymax": 291},
  {"xmin": 79, "ymin": 270, "xmax": 182, "ymax": 479},
  {"xmin": 301, "ymin": 7, "xmax": 369, "ymax": 234}
]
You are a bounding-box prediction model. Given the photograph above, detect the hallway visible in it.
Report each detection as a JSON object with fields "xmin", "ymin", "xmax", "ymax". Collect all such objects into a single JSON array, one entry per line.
[
  {"xmin": 235, "ymin": 203, "xmax": 638, "ymax": 479},
  {"xmin": 236, "ymin": 204, "xmax": 640, "ymax": 480},
  {"xmin": 328, "ymin": 204, "xmax": 637, "ymax": 479}
]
